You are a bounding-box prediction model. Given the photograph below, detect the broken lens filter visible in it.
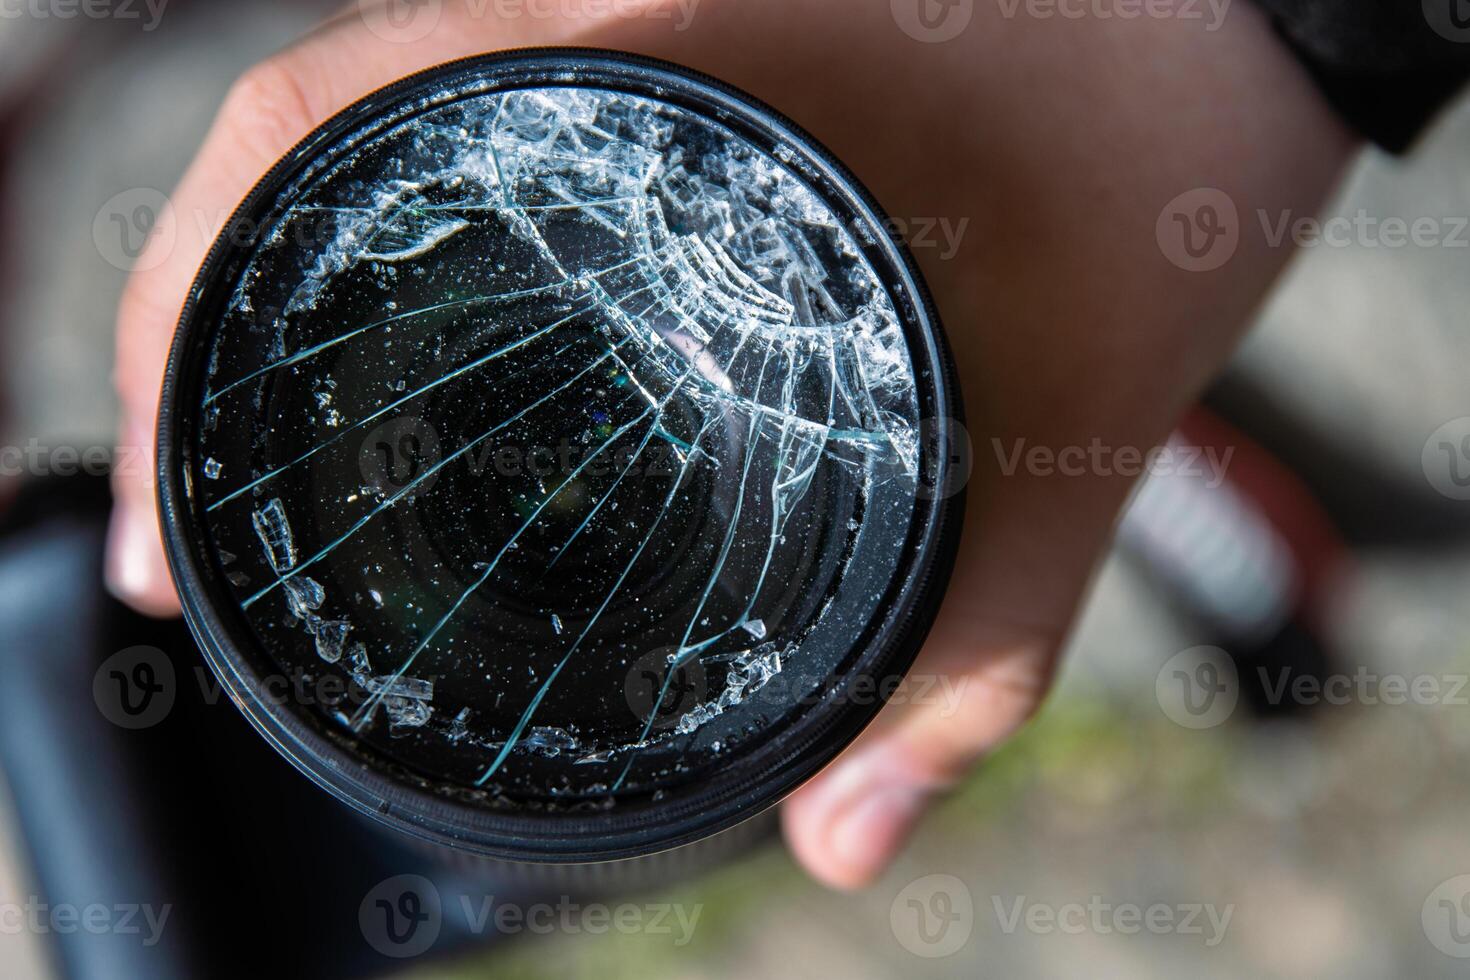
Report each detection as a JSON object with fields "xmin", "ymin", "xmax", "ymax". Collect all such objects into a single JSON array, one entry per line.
[{"xmin": 158, "ymin": 50, "xmax": 964, "ymax": 861}]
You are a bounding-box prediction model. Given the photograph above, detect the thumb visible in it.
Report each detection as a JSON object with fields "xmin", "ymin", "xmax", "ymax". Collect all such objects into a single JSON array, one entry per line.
[{"xmin": 781, "ymin": 628, "xmax": 1058, "ymax": 890}]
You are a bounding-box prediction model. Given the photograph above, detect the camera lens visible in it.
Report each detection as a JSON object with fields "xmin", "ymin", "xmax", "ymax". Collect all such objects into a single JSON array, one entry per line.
[{"xmin": 158, "ymin": 49, "xmax": 963, "ymax": 860}]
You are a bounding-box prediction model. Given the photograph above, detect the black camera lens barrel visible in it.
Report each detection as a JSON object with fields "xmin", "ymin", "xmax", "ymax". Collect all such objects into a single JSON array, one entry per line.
[{"xmin": 157, "ymin": 48, "xmax": 964, "ymax": 862}]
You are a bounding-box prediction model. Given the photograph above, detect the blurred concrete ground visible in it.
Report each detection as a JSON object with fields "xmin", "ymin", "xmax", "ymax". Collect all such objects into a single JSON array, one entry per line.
[{"xmin": 1, "ymin": 3, "xmax": 1469, "ymax": 978}]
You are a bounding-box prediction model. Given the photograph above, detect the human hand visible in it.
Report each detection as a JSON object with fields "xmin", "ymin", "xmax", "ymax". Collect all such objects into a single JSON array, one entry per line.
[{"xmin": 106, "ymin": 0, "xmax": 1355, "ymax": 888}]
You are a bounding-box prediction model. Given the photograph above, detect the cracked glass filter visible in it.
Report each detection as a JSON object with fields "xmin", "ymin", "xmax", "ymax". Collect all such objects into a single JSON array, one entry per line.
[{"xmin": 159, "ymin": 52, "xmax": 961, "ymax": 859}]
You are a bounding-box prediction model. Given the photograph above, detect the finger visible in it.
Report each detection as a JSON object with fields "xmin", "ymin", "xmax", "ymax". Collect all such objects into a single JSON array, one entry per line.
[
  {"xmin": 780, "ymin": 462, "xmax": 1135, "ymax": 890},
  {"xmin": 105, "ymin": 1, "xmax": 648, "ymax": 612},
  {"xmin": 780, "ymin": 617, "xmax": 1058, "ymax": 890}
]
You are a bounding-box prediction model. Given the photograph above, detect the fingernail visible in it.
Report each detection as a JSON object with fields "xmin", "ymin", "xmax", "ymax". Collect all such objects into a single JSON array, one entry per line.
[
  {"xmin": 119, "ymin": 418, "xmax": 155, "ymax": 484},
  {"xmin": 106, "ymin": 506, "xmax": 160, "ymax": 602},
  {"xmin": 830, "ymin": 785, "xmax": 929, "ymax": 875}
]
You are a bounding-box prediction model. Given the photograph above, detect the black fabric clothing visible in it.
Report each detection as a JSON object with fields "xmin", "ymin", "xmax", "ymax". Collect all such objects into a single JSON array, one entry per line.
[{"xmin": 1250, "ymin": 0, "xmax": 1470, "ymax": 150}]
